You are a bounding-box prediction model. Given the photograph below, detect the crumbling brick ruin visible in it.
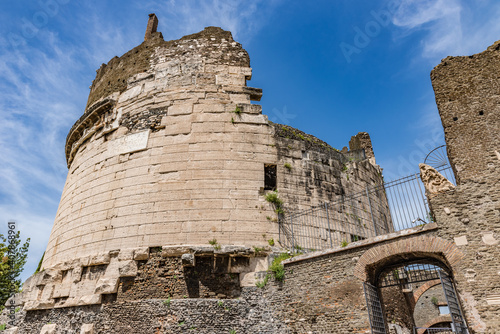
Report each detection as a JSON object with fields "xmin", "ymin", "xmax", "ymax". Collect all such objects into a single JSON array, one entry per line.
[{"xmin": 2, "ymin": 14, "xmax": 499, "ymax": 334}]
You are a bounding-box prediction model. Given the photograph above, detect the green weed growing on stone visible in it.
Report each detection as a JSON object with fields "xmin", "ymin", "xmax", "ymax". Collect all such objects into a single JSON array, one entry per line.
[
  {"xmin": 209, "ymin": 239, "xmax": 221, "ymax": 250},
  {"xmin": 392, "ymin": 270, "xmax": 400, "ymax": 280},
  {"xmin": 163, "ymin": 297, "xmax": 171, "ymax": 307},
  {"xmin": 265, "ymin": 191, "xmax": 284, "ymax": 215},
  {"xmin": 230, "ymin": 330, "xmax": 237, "ymax": 334},
  {"xmin": 284, "ymin": 162, "xmax": 292, "ymax": 171},
  {"xmin": 340, "ymin": 240, "xmax": 349, "ymax": 247},
  {"xmin": 268, "ymin": 238, "xmax": 275, "ymax": 246},
  {"xmin": 217, "ymin": 300, "xmax": 224, "ymax": 307},
  {"xmin": 253, "ymin": 246, "xmax": 265, "ymax": 254},
  {"xmin": 269, "ymin": 253, "xmax": 294, "ymax": 281},
  {"xmin": 255, "ymin": 274, "xmax": 269, "ymax": 288},
  {"xmin": 0, "ymin": 324, "xmax": 6, "ymax": 330},
  {"xmin": 232, "ymin": 106, "xmax": 241, "ymax": 115}
]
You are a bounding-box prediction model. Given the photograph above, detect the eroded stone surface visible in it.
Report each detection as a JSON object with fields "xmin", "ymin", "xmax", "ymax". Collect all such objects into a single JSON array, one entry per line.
[
  {"xmin": 40, "ymin": 324, "xmax": 56, "ymax": 334},
  {"xmin": 419, "ymin": 163, "xmax": 455, "ymax": 194}
]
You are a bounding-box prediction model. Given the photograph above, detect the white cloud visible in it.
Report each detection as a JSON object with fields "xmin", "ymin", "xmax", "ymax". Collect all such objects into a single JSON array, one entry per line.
[
  {"xmin": 391, "ymin": 0, "xmax": 500, "ymax": 60},
  {"xmin": 0, "ymin": 29, "xmax": 91, "ymax": 282}
]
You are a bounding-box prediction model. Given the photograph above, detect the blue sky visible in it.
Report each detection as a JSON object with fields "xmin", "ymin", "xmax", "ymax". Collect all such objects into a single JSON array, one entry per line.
[{"xmin": 1, "ymin": 0, "xmax": 499, "ymax": 281}]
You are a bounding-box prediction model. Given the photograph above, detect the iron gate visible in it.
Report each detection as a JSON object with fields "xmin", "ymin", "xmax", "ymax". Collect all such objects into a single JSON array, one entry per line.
[
  {"xmin": 363, "ymin": 282, "xmax": 387, "ymax": 334},
  {"xmin": 363, "ymin": 263, "xmax": 469, "ymax": 334},
  {"xmin": 439, "ymin": 271, "xmax": 469, "ymax": 334}
]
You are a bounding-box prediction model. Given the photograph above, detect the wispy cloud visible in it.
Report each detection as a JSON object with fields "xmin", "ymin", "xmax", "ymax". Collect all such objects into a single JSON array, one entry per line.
[
  {"xmin": 0, "ymin": 25, "xmax": 102, "ymax": 281},
  {"xmin": 391, "ymin": 0, "xmax": 500, "ymax": 61}
]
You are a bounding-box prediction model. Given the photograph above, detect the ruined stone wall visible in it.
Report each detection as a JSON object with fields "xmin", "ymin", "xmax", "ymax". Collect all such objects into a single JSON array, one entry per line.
[
  {"xmin": 428, "ymin": 39, "xmax": 500, "ymax": 333},
  {"xmin": 273, "ymin": 124, "xmax": 383, "ymax": 208},
  {"xmin": 272, "ymin": 124, "xmax": 389, "ymax": 247},
  {"xmin": 427, "ymin": 183, "xmax": 499, "ymax": 333},
  {"xmin": 431, "ymin": 40, "xmax": 500, "ymax": 183},
  {"xmin": 5, "ymin": 290, "xmax": 287, "ymax": 334}
]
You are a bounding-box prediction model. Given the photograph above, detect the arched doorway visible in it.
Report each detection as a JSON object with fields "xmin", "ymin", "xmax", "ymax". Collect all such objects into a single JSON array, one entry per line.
[
  {"xmin": 354, "ymin": 235, "xmax": 469, "ymax": 334},
  {"xmin": 364, "ymin": 259, "xmax": 468, "ymax": 334}
]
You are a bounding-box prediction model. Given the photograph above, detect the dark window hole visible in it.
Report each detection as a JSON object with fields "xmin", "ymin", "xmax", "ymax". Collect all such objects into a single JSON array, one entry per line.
[{"xmin": 264, "ymin": 164, "xmax": 277, "ymax": 191}]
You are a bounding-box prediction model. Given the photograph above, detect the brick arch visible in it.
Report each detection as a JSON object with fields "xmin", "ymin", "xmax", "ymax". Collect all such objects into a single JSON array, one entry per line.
[
  {"xmin": 416, "ymin": 315, "xmax": 452, "ymax": 334},
  {"xmin": 353, "ymin": 235, "xmax": 464, "ymax": 282},
  {"xmin": 413, "ymin": 279, "xmax": 441, "ymax": 305}
]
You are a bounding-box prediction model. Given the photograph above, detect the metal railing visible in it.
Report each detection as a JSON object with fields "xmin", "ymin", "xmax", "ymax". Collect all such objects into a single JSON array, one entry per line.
[
  {"xmin": 279, "ymin": 166, "xmax": 455, "ymax": 251},
  {"xmin": 414, "ymin": 328, "xmax": 453, "ymax": 334}
]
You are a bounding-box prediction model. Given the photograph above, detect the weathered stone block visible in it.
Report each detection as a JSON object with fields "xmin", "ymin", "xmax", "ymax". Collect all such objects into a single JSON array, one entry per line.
[
  {"xmin": 40, "ymin": 324, "xmax": 57, "ymax": 334},
  {"xmin": 161, "ymin": 246, "xmax": 193, "ymax": 257},
  {"xmin": 454, "ymin": 236, "xmax": 468, "ymax": 246},
  {"xmin": 193, "ymin": 103, "xmax": 229, "ymax": 113},
  {"xmin": 482, "ymin": 233, "xmax": 498, "ymax": 245},
  {"xmin": 80, "ymin": 324, "xmax": 94, "ymax": 334},
  {"xmin": 78, "ymin": 294, "xmax": 102, "ymax": 306},
  {"xmin": 420, "ymin": 164, "xmax": 455, "ymax": 194},
  {"xmin": 118, "ymin": 85, "xmax": 142, "ymax": 103},
  {"xmin": 52, "ymin": 283, "xmax": 71, "ymax": 298},
  {"xmin": 215, "ymin": 73, "xmax": 246, "ymax": 86},
  {"xmin": 39, "ymin": 269, "xmax": 62, "ymax": 286},
  {"xmin": 40, "ymin": 284, "xmax": 55, "ymax": 301},
  {"xmin": 118, "ymin": 260, "xmax": 138, "ymax": 277},
  {"xmin": 133, "ymin": 247, "xmax": 149, "ymax": 260},
  {"xmin": 181, "ymin": 253, "xmax": 195, "ymax": 267},
  {"xmin": 89, "ymin": 253, "xmax": 111, "ymax": 266},
  {"xmin": 168, "ymin": 103, "xmax": 193, "ymax": 115},
  {"xmin": 117, "ymin": 248, "xmax": 134, "ymax": 261},
  {"xmin": 95, "ymin": 277, "xmax": 119, "ymax": 294}
]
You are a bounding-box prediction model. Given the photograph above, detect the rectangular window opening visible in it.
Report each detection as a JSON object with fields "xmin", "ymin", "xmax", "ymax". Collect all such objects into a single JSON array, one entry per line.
[{"xmin": 264, "ymin": 164, "xmax": 277, "ymax": 190}]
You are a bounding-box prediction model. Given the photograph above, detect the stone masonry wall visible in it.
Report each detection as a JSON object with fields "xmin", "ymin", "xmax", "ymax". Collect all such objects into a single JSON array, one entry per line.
[
  {"xmin": 429, "ymin": 38, "xmax": 500, "ymax": 333},
  {"xmin": 431, "ymin": 39, "xmax": 500, "ymax": 183},
  {"xmin": 412, "ymin": 284, "xmax": 446, "ymax": 327},
  {"xmin": 428, "ymin": 184, "xmax": 500, "ymax": 333},
  {"xmin": 264, "ymin": 226, "xmax": 442, "ymax": 334},
  {"xmin": 6, "ymin": 290, "xmax": 288, "ymax": 334}
]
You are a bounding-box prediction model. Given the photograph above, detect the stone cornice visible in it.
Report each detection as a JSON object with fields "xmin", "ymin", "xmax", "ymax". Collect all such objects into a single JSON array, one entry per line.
[{"xmin": 65, "ymin": 97, "xmax": 116, "ymax": 167}]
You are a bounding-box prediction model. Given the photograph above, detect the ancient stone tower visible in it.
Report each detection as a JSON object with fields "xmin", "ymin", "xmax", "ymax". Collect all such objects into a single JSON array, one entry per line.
[{"xmin": 39, "ymin": 14, "xmax": 385, "ymax": 270}]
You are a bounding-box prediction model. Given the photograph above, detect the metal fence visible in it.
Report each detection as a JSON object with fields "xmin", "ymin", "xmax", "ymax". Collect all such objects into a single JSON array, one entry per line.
[
  {"xmin": 278, "ymin": 166, "xmax": 455, "ymax": 251},
  {"xmin": 414, "ymin": 328, "xmax": 453, "ymax": 334}
]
